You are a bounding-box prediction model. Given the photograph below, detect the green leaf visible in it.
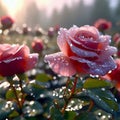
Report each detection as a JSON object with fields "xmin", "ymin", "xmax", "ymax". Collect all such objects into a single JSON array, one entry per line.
[
  {"xmin": 85, "ymin": 89, "xmax": 119, "ymax": 113},
  {"xmin": 64, "ymin": 111, "xmax": 76, "ymax": 120},
  {"xmin": 0, "ymin": 81, "xmax": 9, "ymax": 98},
  {"xmin": 9, "ymin": 110, "xmax": 19, "ymax": 118},
  {"xmin": 101, "ymin": 97, "xmax": 119, "ymax": 111},
  {"xmin": 50, "ymin": 105, "xmax": 64, "ymax": 120},
  {"xmin": 83, "ymin": 78, "xmax": 113, "ymax": 89},
  {"xmin": 6, "ymin": 89, "xmax": 21, "ymax": 100},
  {"xmin": 0, "ymin": 76, "xmax": 4, "ymax": 81},
  {"xmin": 13, "ymin": 116, "xmax": 26, "ymax": 120},
  {"xmin": 75, "ymin": 112, "xmax": 97, "ymax": 120},
  {"xmin": 36, "ymin": 73, "xmax": 52, "ymax": 82},
  {"xmin": 23, "ymin": 81, "xmax": 49, "ymax": 100},
  {"xmin": 0, "ymin": 100, "xmax": 15, "ymax": 120},
  {"xmin": 22, "ymin": 101, "xmax": 43, "ymax": 117}
]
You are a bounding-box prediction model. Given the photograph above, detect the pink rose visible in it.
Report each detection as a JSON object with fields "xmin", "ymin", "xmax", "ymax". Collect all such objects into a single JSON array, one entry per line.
[
  {"xmin": 44, "ymin": 25, "xmax": 117, "ymax": 76},
  {"xmin": 0, "ymin": 44, "xmax": 38, "ymax": 76},
  {"xmin": 102, "ymin": 59, "xmax": 120, "ymax": 91}
]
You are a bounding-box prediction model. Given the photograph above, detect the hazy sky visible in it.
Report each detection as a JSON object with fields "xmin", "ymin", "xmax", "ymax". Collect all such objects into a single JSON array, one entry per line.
[
  {"xmin": 1, "ymin": 0, "xmax": 118, "ymax": 21},
  {"xmin": 1, "ymin": 0, "xmax": 96, "ymax": 18}
]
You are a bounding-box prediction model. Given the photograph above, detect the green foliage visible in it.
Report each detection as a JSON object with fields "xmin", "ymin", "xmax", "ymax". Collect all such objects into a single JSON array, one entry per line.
[
  {"xmin": 83, "ymin": 88, "xmax": 119, "ymax": 113},
  {"xmin": 36, "ymin": 73, "xmax": 52, "ymax": 82},
  {"xmin": 0, "ymin": 99, "xmax": 16, "ymax": 120},
  {"xmin": 50, "ymin": 105, "xmax": 64, "ymax": 120},
  {"xmin": 83, "ymin": 78, "xmax": 113, "ymax": 89},
  {"xmin": 22, "ymin": 101, "xmax": 43, "ymax": 117},
  {"xmin": 75, "ymin": 112, "xmax": 97, "ymax": 120}
]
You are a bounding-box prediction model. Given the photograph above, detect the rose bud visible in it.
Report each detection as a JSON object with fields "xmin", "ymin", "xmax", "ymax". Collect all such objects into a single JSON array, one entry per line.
[
  {"xmin": 0, "ymin": 16, "xmax": 14, "ymax": 30},
  {"xmin": 32, "ymin": 38, "xmax": 44, "ymax": 53}
]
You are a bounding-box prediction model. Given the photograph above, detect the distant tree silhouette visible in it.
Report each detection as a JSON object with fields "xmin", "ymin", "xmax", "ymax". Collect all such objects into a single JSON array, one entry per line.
[
  {"xmin": 115, "ymin": 0, "xmax": 120, "ymax": 22},
  {"xmin": 49, "ymin": 9, "xmax": 61, "ymax": 27},
  {"xmin": 113, "ymin": 0, "xmax": 120, "ymax": 31},
  {"xmin": 49, "ymin": 0, "xmax": 93, "ymax": 28},
  {"xmin": 91, "ymin": 0, "xmax": 112, "ymax": 24},
  {"xmin": 72, "ymin": 0, "xmax": 93, "ymax": 26},
  {"xmin": 24, "ymin": 2, "xmax": 42, "ymax": 28}
]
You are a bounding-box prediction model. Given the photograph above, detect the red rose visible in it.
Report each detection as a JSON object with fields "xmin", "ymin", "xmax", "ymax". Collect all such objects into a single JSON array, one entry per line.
[
  {"xmin": 0, "ymin": 16, "xmax": 14, "ymax": 30},
  {"xmin": 94, "ymin": 18, "xmax": 112, "ymax": 31},
  {"xmin": 44, "ymin": 25, "xmax": 117, "ymax": 76},
  {"xmin": 0, "ymin": 44, "xmax": 38, "ymax": 77},
  {"xmin": 32, "ymin": 39, "xmax": 44, "ymax": 53},
  {"xmin": 102, "ymin": 59, "xmax": 120, "ymax": 91},
  {"xmin": 113, "ymin": 33, "xmax": 120, "ymax": 42}
]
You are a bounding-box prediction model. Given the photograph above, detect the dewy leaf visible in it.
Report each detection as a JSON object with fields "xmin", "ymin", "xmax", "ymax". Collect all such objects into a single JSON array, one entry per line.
[
  {"xmin": 64, "ymin": 111, "xmax": 76, "ymax": 120},
  {"xmin": 6, "ymin": 89, "xmax": 21, "ymax": 100},
  {"xmin": 36, "ymin": 73, "xmax": 52, "ymax": 82},
  {"xmin": 50, "ymin": 105, "xmax": 64, "ymax": 120},
  {"xmin": 84, "ymin": 89, "xmax": 119, "ymax": 113},
  {"xmin": 22, "ymin": 101, "xmax": 43, "ymax": 117},
  {"xmin": 0, "ymin": 100, "xmax": 15, "ymax": 120},
  {"xmin": 83, "ymin": 78, "xmax": 113, "ymax": 89},
  {"xmin": 75, "ymin": 112, "xmax": 97, "ymax": 120}
]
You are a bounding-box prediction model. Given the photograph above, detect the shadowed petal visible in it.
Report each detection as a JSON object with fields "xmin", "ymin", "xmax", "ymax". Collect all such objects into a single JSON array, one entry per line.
[
  {"xmin": 70, "ymin": 56, "xmax": 116, "ymax": 76},
  {"xmin": 44, "ymin": 52, "xmax": 76, "ymax": 76}
]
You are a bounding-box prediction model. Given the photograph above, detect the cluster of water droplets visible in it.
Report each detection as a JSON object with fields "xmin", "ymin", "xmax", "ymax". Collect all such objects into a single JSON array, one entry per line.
[{"xmin": 66, "ymin": 99, "xmax": 84, "ymax": 111}]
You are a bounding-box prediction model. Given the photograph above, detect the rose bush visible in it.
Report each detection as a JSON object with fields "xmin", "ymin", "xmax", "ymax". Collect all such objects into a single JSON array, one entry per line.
[
  {"xmin": 45, "ymin": 25, "xmax": 117, "ymax": 76},
  {"xmin": 0, "ymin": 44, "xmax": 38, "ymax": 76}
]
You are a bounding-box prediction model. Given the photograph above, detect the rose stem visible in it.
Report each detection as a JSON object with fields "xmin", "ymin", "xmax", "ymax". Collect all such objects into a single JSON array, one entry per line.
[
  {"xmin": 87, "ymin": 100, "xmax": 94, "ymax": 112},
  {"xmin": 7, "ymin": 77, "xmax": 22, "ymax": 110},
  {"xmin": 17, "ymin": 74, "xmax": 27, "ymax": 107},
  {"xmin": 62, "ymin": 75, "xmax": 78, "ymax": 114}
]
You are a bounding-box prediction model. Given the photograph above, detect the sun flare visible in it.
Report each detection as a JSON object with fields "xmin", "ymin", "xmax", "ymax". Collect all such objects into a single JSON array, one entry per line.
[{"xmin": 1, "ymin": 0, "xmax": 23, "ymax": 17}]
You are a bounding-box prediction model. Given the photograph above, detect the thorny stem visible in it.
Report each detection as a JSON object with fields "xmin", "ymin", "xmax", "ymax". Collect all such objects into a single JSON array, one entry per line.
[{"xmin": 61, "ymin": 75, "xmax": 78, "ymax": 114}]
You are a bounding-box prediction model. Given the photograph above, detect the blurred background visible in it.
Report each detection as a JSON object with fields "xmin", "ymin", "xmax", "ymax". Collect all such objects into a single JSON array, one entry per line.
[{"xmin": 0, "ymin": 0, "xmax": 120, "ymax": 30}]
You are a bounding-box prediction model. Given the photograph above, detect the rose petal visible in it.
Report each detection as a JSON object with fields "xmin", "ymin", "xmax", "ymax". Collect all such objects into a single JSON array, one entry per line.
[
  {"xmin": 25, "ymin": 53, "xmax": 39, "ymax": 71},
  {"xmin": 57, "ymin": 28, "xmax": 71, "ymax": 56},
  {"xmin": 98, "ymin": 46, "xmax": 117, "ymax": 60},
  {"xmin": 44, "ymin": 52, "xmax": 76, "ymax": 76},
  {"xmin": 70, "ymin": 43, "xmax": 98, "ymax": 58},
  {"xmin": 79, "ymin": 25, "xmax": 100, "ymax": 39},
  {"xmin": 70, "ymin": 56, "xmax": 116, "ymax": 76},
  {"xmin": 0, "ymin": 44, "xmax": 30, "ymax": 61}
]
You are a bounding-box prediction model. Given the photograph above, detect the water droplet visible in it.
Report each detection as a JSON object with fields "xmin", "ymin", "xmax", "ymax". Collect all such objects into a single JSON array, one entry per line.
[
  {"xmin": 70, "ymin": 44, "xmax": 73, "ymax": 47},
  {"xmin": 80, "ymin": 36, "xmax": 84, "ymax": 39}
]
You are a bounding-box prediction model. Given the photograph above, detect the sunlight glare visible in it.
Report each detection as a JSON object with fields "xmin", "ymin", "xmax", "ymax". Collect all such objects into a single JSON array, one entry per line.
[{"xmin": 1, "ymin": 0, "xmax": 23, "ymax": 17}]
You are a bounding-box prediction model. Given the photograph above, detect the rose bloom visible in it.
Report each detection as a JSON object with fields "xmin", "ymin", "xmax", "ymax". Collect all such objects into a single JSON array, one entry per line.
[
  {"xmin": 44, "ymin": 25, "xmax": 117, "ymax": 77},
  {"xmin": 102, "ymin": 59, "xmax": 120, "ymax": 91},
  {"xmin": 0, "ymin": 16, "xmax": 14, "ymax": 30},
  {"xmin": 94, "ymin": 18, "xmax": 112, "ymax": 31},
  {"xmin": 47, "ymin": 27, "xmax": 55, "ymax": 37},
  {"xmin": 32, "ymin": 39, "xmax": 44, "ymax": 53},
  {"xmin": 113, "ymin": 33, "xmax": 120, "ymax": 42},
  {"xmin": 0, "ymin": 44, "xmax": 38, "ymax": 77}
]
